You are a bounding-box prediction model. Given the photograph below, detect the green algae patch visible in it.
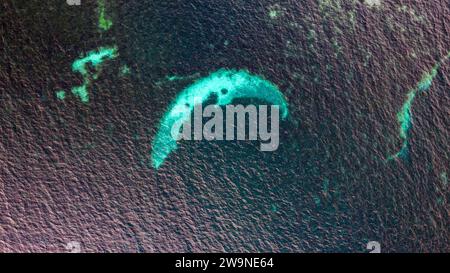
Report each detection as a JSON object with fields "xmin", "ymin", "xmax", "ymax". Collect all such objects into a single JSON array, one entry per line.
[
  {"xmin": 150, "ymin": 69, "xmax": 289, "ymax": 169},
  {"xmin": 397, "ymin": 89, "xmax": 416, "ymax": 140},
  {"xmin": 56, "ymin": 90, "xmax": 66, "ymax": 100},
  {"xmin": 72, "ymin": 46, "xmax": 118, "ymax": 75},
  {"xmin": 388, "ymin": 52, "xmax": 449, "ymax": 161},
  {"xmin": 71, "ymin": 85, "xmax": 89, "ymax": 103},
  {"xmin": 98, "ymin": 0, "xmax": 113, "ymax": 31},
  {"xmin": 119, "ymin": 65, "xmax": 131, "ymax": 76},
  {"xmin": 70, "ymin": 46, "xmax": 118, "ymax": 103}
]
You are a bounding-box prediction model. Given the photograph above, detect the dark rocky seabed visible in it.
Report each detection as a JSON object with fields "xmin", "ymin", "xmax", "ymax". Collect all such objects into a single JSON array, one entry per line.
[{"xmin": 0, "ymin": 0, "xmax": 449, "ymax": 252}]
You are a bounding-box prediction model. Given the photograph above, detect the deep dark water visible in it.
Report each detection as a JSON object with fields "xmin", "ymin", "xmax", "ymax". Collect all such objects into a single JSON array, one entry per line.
[{"xmin": 0, "ymin": 0, "xmax": 449, "ymax": 252}]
